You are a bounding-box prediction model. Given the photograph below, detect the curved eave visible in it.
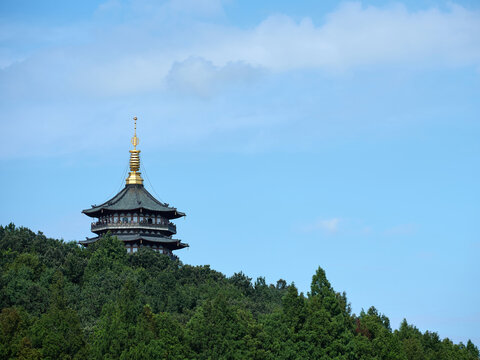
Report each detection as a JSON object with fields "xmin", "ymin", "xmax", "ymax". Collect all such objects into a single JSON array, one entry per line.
[
  {"xmin": 82, "ymin": 208, "xmax": 184, "ymax": 219},
  {"xmin": 82, "ymin": 184, "xmax": 185, "ymax": 219},
  {"xmin": 78, "ymin": 237, "xmax": 98, "ymax": 245},
  {"xmin": 79, "ymin": 235, "xmax": 189, "ymax": 251}
]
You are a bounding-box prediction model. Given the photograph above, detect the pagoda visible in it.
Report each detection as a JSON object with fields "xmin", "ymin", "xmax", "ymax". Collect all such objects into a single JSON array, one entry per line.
[{"xmin": 80, "ymin": 117, "xmax": 188, "ymax": 257}]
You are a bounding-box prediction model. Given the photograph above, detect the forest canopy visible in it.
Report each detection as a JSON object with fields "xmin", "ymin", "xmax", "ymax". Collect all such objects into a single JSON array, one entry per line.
[{"xmin": 0, "ymin": 223, "xmax": 478, "ymax": 360}]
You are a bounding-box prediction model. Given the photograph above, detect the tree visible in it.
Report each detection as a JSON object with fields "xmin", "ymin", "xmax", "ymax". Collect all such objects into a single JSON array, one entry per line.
[
  {"xmin": 229, "ymin": 271, "xmax": 254, "ymax": 297},
  {"xmin": 1, "ymin": 252, "xmax": 48, "ymax": 315},
  {"xmin": 120, "ymin": 307, "xmax": 188, "ymax": 360},
  {"xmin": 351, "ymin": 307, "xmax": 406, "ymax": 359},
  {"xmin": 301, "ymin": 267, "xmax": 353, "ymax": 358},
  {"xmin": 30, "ymin": 272, "xmax": 85, "ymax": 359},
  {"xmin": 1, "ymin": 225, "xmax": 478, "ymax": 360},
  {"xmin": 91, "ymin": 276, "xmax": 142, "ymax": 359},
  {"xmin": 186, "ymin": 292, "xmax": 264, "ymax": 359}
]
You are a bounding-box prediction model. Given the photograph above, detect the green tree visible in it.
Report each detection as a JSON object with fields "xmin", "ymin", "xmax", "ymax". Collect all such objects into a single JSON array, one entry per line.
[
  {"xmin": 120, "ymin": 306, "xmax": 188, "ymax": 360},
  {"xmin": 301, "ymin": 267, "xmax": 354, "ymax": 359},
  {"xmin": 259, "ymin": 284, "xmax": 306, "ymax": 359},
  {"xmin": 30, "ymin": 272, "xmax": 85, "ymax": 360},
  {"xmin": 91, "ymin": 276, "xmax": 142, "ymax": 359},
  {"xmin": 1, "ymin": 225, "xmax": 478, "ymax": 360},
  {"xmin": 186, "ymin": 292, "xmax": 264, "ymax": 359},
  {"xmin": 79, "ymin": 234, "xmax": 131, "ymax": 326},
  {"xmin": 0, "ymin": 307, "xmax": 37, "ymax": 359},
  {"xmin": 1, "ymin": 252, "xmax": 48, "ymax": 315},
  {"xmin": 351, "ymin": 307, "xmax": 406, "ymax": 360}
]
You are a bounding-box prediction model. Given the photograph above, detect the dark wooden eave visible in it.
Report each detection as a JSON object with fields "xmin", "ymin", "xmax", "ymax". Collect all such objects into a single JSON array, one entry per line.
[
  {"xmin": 79, "ymin": 234, "xmax": 189, "ymax": 250},
  {"xmin": 82, "ymin": 184, "xmax": 185, "ymax": 219}
]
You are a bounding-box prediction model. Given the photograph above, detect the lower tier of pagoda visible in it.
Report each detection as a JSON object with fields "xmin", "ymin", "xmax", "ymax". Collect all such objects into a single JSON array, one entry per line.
[{"xmin": 79, "ymin": 233, "xmax": 189, "ymax": 257}]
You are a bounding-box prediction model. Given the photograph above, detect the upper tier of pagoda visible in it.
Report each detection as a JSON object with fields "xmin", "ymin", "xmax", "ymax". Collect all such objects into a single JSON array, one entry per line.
[
  {"xmin": 83, "ymin": 116, "xmax": 184, "ymax": 219},
  {"xmin": 82, "ymin": 184, "xmax": 185, "ymax": 219}
]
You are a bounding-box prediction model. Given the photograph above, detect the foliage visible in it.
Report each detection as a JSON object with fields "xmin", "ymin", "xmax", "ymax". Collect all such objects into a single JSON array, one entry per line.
[{"xmin": 0, "ymin": 223, "xmax": 478, "ymax": 359}]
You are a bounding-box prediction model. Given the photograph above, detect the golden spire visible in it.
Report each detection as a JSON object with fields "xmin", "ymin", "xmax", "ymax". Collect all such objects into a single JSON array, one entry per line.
[{"xmin": 126, "ymin": 116, "xmax": 144, "ymax": 185}]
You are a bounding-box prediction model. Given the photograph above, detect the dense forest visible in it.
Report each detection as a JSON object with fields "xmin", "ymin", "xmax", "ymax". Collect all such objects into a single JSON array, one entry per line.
[{"xmin": 0, "ymin": 224, "xmax": 478, "ymax": 360}]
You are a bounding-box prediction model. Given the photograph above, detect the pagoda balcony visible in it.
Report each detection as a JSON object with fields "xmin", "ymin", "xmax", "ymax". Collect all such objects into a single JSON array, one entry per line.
[{"xmin": 91, "ymin": 221, "xmax": 176, "ymax": 233}]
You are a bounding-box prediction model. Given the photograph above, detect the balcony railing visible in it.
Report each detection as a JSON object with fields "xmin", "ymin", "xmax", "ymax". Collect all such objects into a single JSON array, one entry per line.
[{"xmin": 91, "ymin": 220, "xmax": 176, "ymax": 233}]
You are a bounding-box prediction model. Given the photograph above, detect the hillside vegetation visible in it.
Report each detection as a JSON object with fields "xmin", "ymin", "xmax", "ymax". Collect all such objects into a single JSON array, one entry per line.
[{"xmin": 0, "ymin": 224, "xmax": 478, "ymax": 360}]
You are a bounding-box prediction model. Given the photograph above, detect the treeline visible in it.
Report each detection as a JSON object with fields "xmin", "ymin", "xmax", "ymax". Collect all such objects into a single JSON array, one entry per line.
[{"xmin": 0, "ymin": 224, "xmax": 478, "ymax": 360}]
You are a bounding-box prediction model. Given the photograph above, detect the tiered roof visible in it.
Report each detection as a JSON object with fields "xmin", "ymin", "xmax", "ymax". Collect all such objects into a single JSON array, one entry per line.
[
  {"xmin": 79, "ymin": 234, "xmax": 188, "ymax": 249},
  {"xmin": 82, "ymin": 184, "xmax": 185, "ymax": 219}
]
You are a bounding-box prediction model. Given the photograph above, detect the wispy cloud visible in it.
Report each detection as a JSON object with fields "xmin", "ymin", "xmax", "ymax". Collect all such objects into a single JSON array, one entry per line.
[
  {"xmin": 0, "ymin": 1, "xmax": 479, "ymax": 158},
  {"xmin": 166, "ymin": 57, "xmax": 263, "ymax": 97},
  {"xmin": 1, "ymin": 1, "xmax": 479, "ymax": 95},
  {"xmin": 221, "ymin": 2, "xmax": 480, "ymax": 72},
  {"xmin": 302, "ymin": 217, "xmax": 341, "ymax": 234},
  {"xmin": 301, "ymin": 219, "xmax": 419, "ymax": 237}
]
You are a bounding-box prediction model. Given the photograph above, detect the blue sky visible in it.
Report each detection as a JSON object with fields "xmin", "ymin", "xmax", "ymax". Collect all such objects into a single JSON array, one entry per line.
[{"xmin": 0, "ymin": 0, "xmax": 479, "ymax": 345}]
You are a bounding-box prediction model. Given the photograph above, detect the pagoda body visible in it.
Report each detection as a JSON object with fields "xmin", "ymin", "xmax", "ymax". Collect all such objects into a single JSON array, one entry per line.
[{"xmin": 80, "ymin": 117, "xmax": 188, "ymax": 257}]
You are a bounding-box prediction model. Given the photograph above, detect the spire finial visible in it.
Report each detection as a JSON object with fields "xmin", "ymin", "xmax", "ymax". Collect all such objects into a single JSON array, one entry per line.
[
  {"xmin": 126, "ymin": 116, "xmax": 143, "ymax": 185},
  {"xmin": 131, "ymin": 116, "xmax": 139, "ymax": 150}
]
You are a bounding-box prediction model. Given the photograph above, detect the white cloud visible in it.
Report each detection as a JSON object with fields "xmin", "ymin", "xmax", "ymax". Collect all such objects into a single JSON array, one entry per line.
[
  {"xmin": 166, "ymin": 0, "xmax": 225, "ymax": 17},
  {"xmin": 2, "ymin": 2, "xmax": 479, "ymax": 97},
  {"xmin": 200, "ymin": 2, "xmax": 480, "ymax": 71},
  {"xmin": 0, "ymin": 1, "xmax": 479, "ymax": 157},
  {"xmin": 303, "ymin": 217, "xmax": 341, "ymax": 233},
  {"xmin": 2, "ymin": 2, "xmax": 479, "ymax": 100},
  {"xmin": 166, "ymin": 57, "xmax": 263, "ymax": 97}
]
